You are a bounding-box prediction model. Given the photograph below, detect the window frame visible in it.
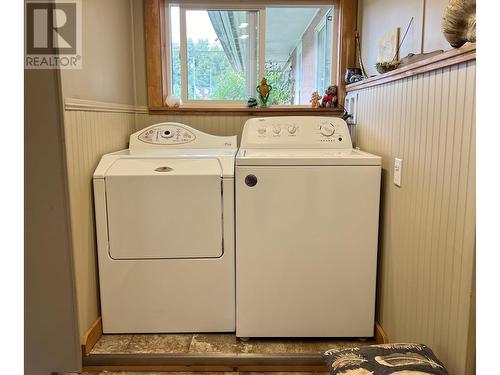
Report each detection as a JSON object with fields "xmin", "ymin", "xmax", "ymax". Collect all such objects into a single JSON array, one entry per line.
[
  {"xmin": 144, "ymin": 0, "xmax": 356, "ymax": 112},
  {"xmin": 294, "ymin": 41, "xmax": 303, "ymax": 104},
  {"xmin": 314, "ymin": 9, "xmax": 334, "ymax": 94}
]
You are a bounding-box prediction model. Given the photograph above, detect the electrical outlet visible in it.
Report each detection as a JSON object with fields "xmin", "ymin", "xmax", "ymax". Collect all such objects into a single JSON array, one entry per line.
[
  {"xmin": 344, "ymin": 92, "xmax": 358, "ymax": 125},
  {"xmin": 394, "ymin": 158, "xmax": 402, "ymax": 187}
]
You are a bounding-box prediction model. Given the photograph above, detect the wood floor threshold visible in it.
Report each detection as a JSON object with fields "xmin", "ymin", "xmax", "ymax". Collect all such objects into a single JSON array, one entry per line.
[
  {"xmin": 83, "ymin": 352, "xmax": 327, "ymax": 372},
  {"xmin": 83, "ymin": 365, "xmax": 328, "ymax": 372}
]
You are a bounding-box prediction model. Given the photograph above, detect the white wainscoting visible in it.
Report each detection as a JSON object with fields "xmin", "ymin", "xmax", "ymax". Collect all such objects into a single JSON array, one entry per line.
[
  {"xmin": 351, "ymin": 60, "xmax": 476, "ymax": 375},
  {"xmin": 63, "ymin": 108, "xmax": 136, "ymax": 341}
]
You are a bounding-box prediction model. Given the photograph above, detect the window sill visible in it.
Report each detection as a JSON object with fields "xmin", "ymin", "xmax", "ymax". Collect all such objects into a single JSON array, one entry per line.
[{"xmin": 147, "ymin": 106, "xmax": 344, "ymax": 115}]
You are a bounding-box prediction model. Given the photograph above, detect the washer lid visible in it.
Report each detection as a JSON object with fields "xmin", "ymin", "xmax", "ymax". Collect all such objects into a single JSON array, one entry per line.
[{"xmin": 236, "ymin": 148, "xmax": 381, "ymax": 166}]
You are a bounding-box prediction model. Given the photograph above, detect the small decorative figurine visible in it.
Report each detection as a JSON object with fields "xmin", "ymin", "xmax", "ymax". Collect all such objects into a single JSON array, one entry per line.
[
  {"xmin": 310, "ymin": 91, "xmax": 321, "ymax": 108},
  {"xmin": 256, "ymin": 77, "xmax": 272, "ymax": 108},
  {"xmin": 165, "ymin": 95, "xmax": 181, "ymax": 108},
  {"xmin": 345, "ymin": 68, "xmax": 362, "ymax": 84},
  {"xmin": 320, "ymin": 85, "xmax": 338, "ymax": 108},
  {"xmin": 349, "ymin": 74, "xmax": 364, "ymax": 83},
  {"xmin": 247, "ymin": 97, "xmax": 258, "ymax": 108}
]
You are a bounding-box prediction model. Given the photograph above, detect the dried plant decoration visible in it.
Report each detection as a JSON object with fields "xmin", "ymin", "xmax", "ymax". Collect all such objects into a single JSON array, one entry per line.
[{"xmin": 442, "ymin": 0, "xmax": 476, "ymax": 48}]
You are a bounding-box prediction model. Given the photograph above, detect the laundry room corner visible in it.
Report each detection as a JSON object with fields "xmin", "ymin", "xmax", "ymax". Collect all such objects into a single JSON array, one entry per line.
[
  {"xmin": 58, "ymin": 0, "xmax": 139, "ymax": 347},
  {"xmin": 58, "ymin": 0, "xmax": 257, "ymax": 349},
  {"xmin": 21, "ymin": 0, "xmax": 483, "ymax": 374}
]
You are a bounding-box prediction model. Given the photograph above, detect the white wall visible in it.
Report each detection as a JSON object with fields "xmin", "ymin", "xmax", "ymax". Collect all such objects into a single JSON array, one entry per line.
[
  {"xmin": 132, "ymin": 0, "xmax": 148, "ymax": 106},
  {"xmin": 61, "ymin": 0, "xmax": 136, "ymax": 104},
  {"xmin": 25, "ymin": 68, "xmax": 81, "ymax": 373},
  {"xmin": 358, "ymin": 0, "xmax": 451, "ymax": 76}
]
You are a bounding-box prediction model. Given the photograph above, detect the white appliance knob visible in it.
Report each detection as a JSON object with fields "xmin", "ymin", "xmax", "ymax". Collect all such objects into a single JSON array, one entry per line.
[
  {"xmin": 161, "ymin": 129, "xmax": 174, "ymax": 138},
  {"xmin": 288, "ymin": 125, "xmax": 297, "ymax": 134},
  {"xmin": 273, "ymin": 126, "xmax": 281, "ymax": 134},
  {"xmin": 320, "ymin": 124, "xmax": 335, "ymax": 137},
  {"xmin": 257, "ymin": 127, "xmax": 266, "ymax": 135}
]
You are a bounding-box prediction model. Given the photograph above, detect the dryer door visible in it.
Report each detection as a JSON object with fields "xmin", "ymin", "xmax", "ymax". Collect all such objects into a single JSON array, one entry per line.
[{"xmin": 105, "ymin": 158, "xmax": 223, "ymax": 259}]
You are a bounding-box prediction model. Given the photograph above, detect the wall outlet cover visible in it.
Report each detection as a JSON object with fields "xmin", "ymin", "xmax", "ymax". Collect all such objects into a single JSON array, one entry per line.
[{"xmin": 394, "ymin": 158, "xmax": 402, "ymax": 187}]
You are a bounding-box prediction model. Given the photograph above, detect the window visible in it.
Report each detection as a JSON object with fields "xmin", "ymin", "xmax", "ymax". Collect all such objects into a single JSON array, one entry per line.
[
  {"xmin": 167, "ymin": 3, "xmax": 334, "ymax": 107},
  {"xmin": 144, "ymin": 1, "xmax": 355, "ymax": 110},
  {"xmin": 170, "ymin": 6, "xmax": 258, "ymax": 102}
]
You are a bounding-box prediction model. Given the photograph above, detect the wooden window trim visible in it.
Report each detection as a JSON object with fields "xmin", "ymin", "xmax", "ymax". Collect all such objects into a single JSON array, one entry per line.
[
  {"xmin": 144, "ymin": 0, "xmax": 168, "ymax": 107},
  {"xmin": 144, "ymin": 0, "xmax": 357, "ymax": 112}
]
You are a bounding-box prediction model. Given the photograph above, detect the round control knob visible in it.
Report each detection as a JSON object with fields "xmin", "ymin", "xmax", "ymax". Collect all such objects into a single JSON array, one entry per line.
[
  {"xmin": 257, "ymin": 127, "xmax": 266, "ymax": 135},
  {"xmin": 245, "ymin": 174, "xmax": 258, "ymax": 187},
  {"xmin": 320, "ymin": 124, "xmax": 335, "ymax": 137},
  {"xmin": 161, "ymin": 129, "xmax": 174, "ymax": 138},
  {"xmin": 273, "ymin": 125, "xmax": 281, "ymax": 134},
  {"xmin": 288, "ymin": 125, "xmax": 297, "ymax": 134}
]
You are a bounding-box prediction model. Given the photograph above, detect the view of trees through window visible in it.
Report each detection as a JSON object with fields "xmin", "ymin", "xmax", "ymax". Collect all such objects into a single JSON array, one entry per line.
[
  {"xmin": 171, "ymin": 39, "xmax": 293, "ymax": 104},
  {"xmin": 169, "ymin": 6, "xmax": 332, "ymax": 105}
]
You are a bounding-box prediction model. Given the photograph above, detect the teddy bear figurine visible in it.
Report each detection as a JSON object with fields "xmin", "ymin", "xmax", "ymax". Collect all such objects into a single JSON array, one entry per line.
[
  {"xmin": 310, "ymin": 91, "xmax": 321, "ymax": 108},
  {"xmin": 320, "ymin": 85, "xmax": 338, "ymax": 108}
]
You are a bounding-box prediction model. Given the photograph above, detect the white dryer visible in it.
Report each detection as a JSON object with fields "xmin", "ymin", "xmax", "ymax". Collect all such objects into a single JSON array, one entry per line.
[
  {"xmin": 236, "ymin": 116, "xmax": 381, "ymax": 338},
  {"xmin": 93, "ymin": 122, "xmax": 237, "ymax": 333}
]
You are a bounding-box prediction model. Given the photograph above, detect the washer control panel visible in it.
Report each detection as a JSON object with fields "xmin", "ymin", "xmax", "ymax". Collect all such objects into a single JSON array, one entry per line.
[
  {"xmin": 137, "ymin": 124, "xmax": 196, "ymax": 145},
  {"xmin": 240, "ymin": 116, "xmax": 352, "ymax": 149}
]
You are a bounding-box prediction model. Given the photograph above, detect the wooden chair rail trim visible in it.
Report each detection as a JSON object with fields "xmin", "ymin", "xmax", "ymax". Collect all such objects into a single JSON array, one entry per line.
[{"xmin": 346, "ymin": 43, "xmax": 476, "ymax": 92}]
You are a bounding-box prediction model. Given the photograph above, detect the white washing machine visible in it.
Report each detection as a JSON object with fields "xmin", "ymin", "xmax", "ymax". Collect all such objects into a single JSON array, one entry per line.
[
  {"xmin": 236, "ymin": 116, "xmax": 381, "ymax": 338},
  {"xmin": 93, "ymin": 122, "xmax": 237, "ymax": 333}
]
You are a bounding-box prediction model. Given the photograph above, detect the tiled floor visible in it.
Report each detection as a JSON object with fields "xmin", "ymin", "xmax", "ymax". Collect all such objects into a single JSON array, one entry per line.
[
  {"xmin": 90, "ymin": 332, "xmax": 373, "ymax": 355},
  {"xmin": 79, "ymin": 333, "xmax": 372, "ymax": 374}
]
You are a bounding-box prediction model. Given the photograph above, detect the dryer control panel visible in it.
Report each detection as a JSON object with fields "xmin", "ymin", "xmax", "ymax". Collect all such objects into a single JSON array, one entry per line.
[
  {"xmin": 129, "ymin": 122, "xmax": 237, "ymax": 154},
  {"xmin": 137, "ymin": 124, "xmax": 197, "ymax": 145},
  {"xmin": 240, "ymin": 116, "xmax": 352, "ymax": 149}
]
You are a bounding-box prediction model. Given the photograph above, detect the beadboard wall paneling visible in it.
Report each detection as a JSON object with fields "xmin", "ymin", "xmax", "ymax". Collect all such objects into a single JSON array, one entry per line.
[
  {"xmin": 352, "ymin": 60, "xmax": 475, "ymax": 375},
  {"xmin": 63, "ymin": 110, "xmax": 136, "ymax": 342}
]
